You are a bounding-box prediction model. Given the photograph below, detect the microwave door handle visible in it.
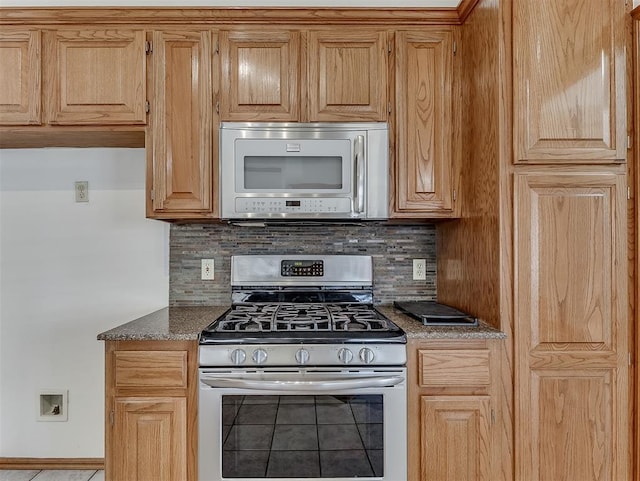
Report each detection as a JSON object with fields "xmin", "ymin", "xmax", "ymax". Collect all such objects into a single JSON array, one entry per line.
[
  {"xmin": 353, "ymin": 135, "xmax": 365, "ymax": 214},
  {"xmin": 200, "ymin": 375, "xmax": 404, "ymax": 391}
]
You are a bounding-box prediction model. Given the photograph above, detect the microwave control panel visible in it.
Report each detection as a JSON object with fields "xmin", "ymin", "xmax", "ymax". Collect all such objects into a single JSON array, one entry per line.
[{"xmin": 235, "ymin": 197, "xmax": 352, "ymax": 215}]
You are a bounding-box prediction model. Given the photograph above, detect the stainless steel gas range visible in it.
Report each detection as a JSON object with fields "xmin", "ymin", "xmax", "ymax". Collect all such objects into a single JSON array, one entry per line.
[{"xmin": 198, "ymin": 255, "xmax": 407, "ymax": 481}]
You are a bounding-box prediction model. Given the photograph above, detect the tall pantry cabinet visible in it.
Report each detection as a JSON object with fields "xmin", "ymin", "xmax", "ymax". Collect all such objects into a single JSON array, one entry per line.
[
  {"xmin": 512, "ymin": 1, "xmax": 630, "ymax": 480},
  {"xmin": 634, "ymin": 7, "xmax": 640, "ymax": 477}
]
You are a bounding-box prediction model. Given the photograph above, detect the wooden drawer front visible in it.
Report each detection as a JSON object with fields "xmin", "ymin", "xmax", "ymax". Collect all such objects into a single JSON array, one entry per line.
[
  {"xmin": 115, "ymin": 351, "xmax": 188, "ymax": 389},
  {"xmin": 419, "ymin": 349, "xmax": 490, "ymax": 387}
]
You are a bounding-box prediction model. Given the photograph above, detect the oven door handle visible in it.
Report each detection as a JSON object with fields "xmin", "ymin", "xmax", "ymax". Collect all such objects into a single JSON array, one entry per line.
[{"xmin": 200, "ymin": 375, "xmax": 404, "ymax": 391}]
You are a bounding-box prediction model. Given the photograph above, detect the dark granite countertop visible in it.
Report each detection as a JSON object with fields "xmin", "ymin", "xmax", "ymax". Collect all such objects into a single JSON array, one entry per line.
[
  {"xmin": 97, "ymin": 306, "xmax": 228, "ymax": 341},
  {"xmin": 97, "ymin": 305, "xmax": 505, "ymax": 342}
]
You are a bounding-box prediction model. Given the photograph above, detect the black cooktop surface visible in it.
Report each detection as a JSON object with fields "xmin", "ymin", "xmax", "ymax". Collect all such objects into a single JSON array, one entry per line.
[
  {"xmin": 394, "ymin": 301, "xmax": 478, "ymax": 326},
  {"xmin": 200, "ymin": 303, "xmax": 406, "ymax": 344}
]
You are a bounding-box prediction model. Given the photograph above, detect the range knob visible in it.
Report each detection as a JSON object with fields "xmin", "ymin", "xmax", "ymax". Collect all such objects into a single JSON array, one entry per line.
[
  {"xmin": 359, "ymin": 347, "xmax": 376, "ymax": 364},
  {"xmin": 230, "ymin": 349, "xmax": 246, "ymax": 365},
  {"xmin": 295, "ymin": 348, "xmax": 310, "ymax": 365},
  {"xmin": 338, "ymin": 348, "xmax": 354, "ymax": 364},
  {"xmin": 252, "ymin": 348, "xmax": 268, "ymax": 365}
]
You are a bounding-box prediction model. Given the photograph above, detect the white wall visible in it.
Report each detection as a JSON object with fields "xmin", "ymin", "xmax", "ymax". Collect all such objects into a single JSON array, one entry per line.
[{"xmin": 0, "ymin": 148, "xmax": 169, "ymax": 457}]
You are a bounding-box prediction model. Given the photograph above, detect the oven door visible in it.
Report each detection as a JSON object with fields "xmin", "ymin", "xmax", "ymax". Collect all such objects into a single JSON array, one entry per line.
[{"xmin": 199, "ymin": 367, "xmax": 407, "ymax": 481}]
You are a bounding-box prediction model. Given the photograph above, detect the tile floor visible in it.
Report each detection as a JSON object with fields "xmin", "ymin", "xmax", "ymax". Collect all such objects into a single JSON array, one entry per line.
[{"xmin": 0, "ymin": 470, "xmax": 104, "ymax": 481}]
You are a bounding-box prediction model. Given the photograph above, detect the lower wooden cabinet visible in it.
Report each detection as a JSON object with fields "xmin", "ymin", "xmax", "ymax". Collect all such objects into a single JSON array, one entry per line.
[
  {"xmin": 113, "ymin": 397, "xmax": 187, "ymax": 481},
  {"xmin": 407, "ymin": 339, "xmax": 503, "ymax": 481},
  {"xmin": 421, "ymin": 396, "xmax": 491, "ymax": 481},
  {"xmin": 105, "ymin": 340, "xmax": 198, "ymax": 481}
]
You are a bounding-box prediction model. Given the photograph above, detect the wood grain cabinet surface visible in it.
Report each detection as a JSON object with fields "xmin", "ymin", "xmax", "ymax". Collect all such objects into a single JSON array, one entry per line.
[
  {"xmin": 105, "ymin": 340, "xmax": 198, "ymax": 481},
  {"xmin": 220, "ymin": 29, "xmax": 300, "ymax": 121},
  {"xmin": 407, "ymin": 339, "xmax": 501, "ymax": 481},
  {"xmin": 513, "ymin": 170, "xmax": 630, "ymax": 481},
  {"xmin": 633, "ymin": 12, "xmax": 640, "ymax": 477},
  {"xmin": 392, "ymin": 29, "xmax": 456, "ymax": 218},
  {"xmin": 220, "ymin": 28, "xmax": 388, "ymax": 122},
  {"xmin": 0, "ymin": 27, "xmax": 147, "ymax": 147},
  {"xmin": 45, "ymin": 29, "xmax": 147, "ymax": 125},
  {"xmin": 112, "ymin": 397, "xmax": 187, "ymax": 481},
  {"xmin": 513, "ymin": 0, "xmax": 627, "ymax": 162},
  {"xmin": 307, "ymin": 30, "xmax": 388, "ymax": 122},
  {"xmin": 146, "ymin": 30, "xmax": 217, "ymax": 219},
  {"xmin": 0, "ymin": 29, "xmax": 41, "ymax": 125},
  {"xmin": 421, "ymin": 396, "xmax": 491, "ymax": 481}
]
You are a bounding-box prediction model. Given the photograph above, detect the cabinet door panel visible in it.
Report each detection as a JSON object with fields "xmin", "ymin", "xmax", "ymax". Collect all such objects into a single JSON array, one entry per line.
[
  {"xmin": 394, "ymin": 30, "xmax": 454, "ymax": 216},
  {"xmin": 515, "ymin": 172, "xmax": 625, "ymax": 354},
  {"xmin": 513, "ymin": 0, "xmax": 626, "ymax": 161},
  {"xmin": 113, "ymin": 397, "xmax": 187, "ymax": 481},
  {"xmin": 46, "ymin": 29, "xmax": 146, "ymax": 125},
  {"xmin": 421, "ymin": 396, "xmax": 491, "ymax": 481},
  {"xmin": 221, "ymin": 30, "xmax": 299, "ymax": 121},
  {"xmin": 0, "ymin": 30, "xmax": 41, "ymax": 125},
  {"xmin": 514, "ymin": 171, "xmax": 629, "ymax": 481},
  {"xmin": 308, "ymin": 30, "xmax": 387, "ymax": 121},
  {"xmin": 525, "ymin": 370, "xmax": 615, "ymax": 481},
  {"xmin": 148, "ymin": 30, "xmax": 214, "ymax": 216}
]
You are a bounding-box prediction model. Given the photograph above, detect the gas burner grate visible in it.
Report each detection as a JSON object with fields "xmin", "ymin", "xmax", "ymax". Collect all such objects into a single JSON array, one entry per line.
[
  {"xmin": 211, "ymin": 302, "xmax": 394, "ymax": 334},
  {"xmin": 274, "ymin": 304, "xmax": 331, "ymax": 331}
]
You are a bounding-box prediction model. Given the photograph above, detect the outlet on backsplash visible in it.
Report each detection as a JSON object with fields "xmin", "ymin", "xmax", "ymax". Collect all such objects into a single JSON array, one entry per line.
[
  {"xmin": 413, "ymin": 259, "xmax": 427, "ymax": 281},
  {"xmin": 201, "ymin": 259, "xmax": 215, "ymax": 280}
]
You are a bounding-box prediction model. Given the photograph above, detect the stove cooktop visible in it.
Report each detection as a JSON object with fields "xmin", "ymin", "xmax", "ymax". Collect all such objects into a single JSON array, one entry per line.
[{"xmin": 200, "ymin": 303, "xmax": 405, "ymax": 344}]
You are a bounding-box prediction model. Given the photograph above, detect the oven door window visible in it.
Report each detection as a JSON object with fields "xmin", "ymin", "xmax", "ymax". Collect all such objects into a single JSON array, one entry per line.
[
  {"xmin": 234, "ymin": 139, "xmax": 351, "ymax": 194},
  {"xmin": 222, "ymin": 394, "xmax": 383, "ymax": 478}
]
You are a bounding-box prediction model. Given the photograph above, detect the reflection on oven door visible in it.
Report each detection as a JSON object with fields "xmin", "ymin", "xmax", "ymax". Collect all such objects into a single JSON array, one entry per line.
[{"xmin": 222, "ymin": 394, "xmax": 384, "ymax": 478}]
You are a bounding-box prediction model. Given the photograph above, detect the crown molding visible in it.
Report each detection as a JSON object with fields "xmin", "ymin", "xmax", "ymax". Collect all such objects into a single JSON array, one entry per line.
[{"xmin": 0, "ymin": 4, "xmax": 478, "ymax": 26}]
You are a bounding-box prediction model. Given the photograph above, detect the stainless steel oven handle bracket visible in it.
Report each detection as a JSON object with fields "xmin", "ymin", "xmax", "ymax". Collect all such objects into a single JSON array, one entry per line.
[
  {"xmin": 200, "ymin": 375, "xmax": 404, "ymax": 391},
  {"xmin": 353, "ymin": 135, "xmax": 365, "ymax": 214}
]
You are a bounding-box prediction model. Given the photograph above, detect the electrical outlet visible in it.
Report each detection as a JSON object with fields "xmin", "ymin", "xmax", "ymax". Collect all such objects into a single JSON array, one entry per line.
[
  {"xmin": 201, "ymin": 259, "xmax": 215, "ymax": 280},
  {"xmin": 413, "ymin": 259, "xmax": 427, "ymax": 281},
  {"xmin": 74, "ymin": 181, "xmax": 89, "ymax": 203}
]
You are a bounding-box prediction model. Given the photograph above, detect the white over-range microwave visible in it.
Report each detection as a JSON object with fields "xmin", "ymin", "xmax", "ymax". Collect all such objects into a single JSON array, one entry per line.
[{"xmin": 219, "ymin": 122, "xmax": 389, "ymax": 220}]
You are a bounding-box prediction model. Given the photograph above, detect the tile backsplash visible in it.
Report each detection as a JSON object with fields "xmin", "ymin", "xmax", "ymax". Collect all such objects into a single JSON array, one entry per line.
[{"xmin": 169, "ymin": 222, "xmax": 436, "ymax": 306}]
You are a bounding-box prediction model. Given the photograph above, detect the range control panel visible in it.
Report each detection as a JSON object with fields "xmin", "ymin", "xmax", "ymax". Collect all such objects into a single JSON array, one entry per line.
[{"xmin": 281, "ymin": 260, "xmax": 324, "ymax": 277}]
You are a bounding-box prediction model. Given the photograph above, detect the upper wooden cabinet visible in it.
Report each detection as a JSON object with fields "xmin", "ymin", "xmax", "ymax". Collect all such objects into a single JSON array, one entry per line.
[
  {"xmin": 45, "ymin": 29, "xmax": 147, "ymax": 125},
  {"xmin": 513, "ymin": 0, "xmax": 627, "ymax": 162},
  {"xmin": 308, "ymin": 30, "xmax": 388, "ymax": 121},
  {"xmin": 220, "ymin": 30, "xmax": 300, "ymax": 121},
  {"xmin": 0, "ymin": 29, "xmax": 41, "ymax": 126},
  {"xmin": 219, "ymin": 28, "xmax": 388, "ymax": 122},
  {"xmin": 392, "ymin": 29, "xmax": 456, "ymax": 218},
  {"xmin": 146, "ymin": 30, "xmax": 217, "ymax": 219}
]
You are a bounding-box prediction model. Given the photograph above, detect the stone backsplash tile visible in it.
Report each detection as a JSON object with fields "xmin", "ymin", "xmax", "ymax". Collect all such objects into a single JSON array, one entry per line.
[{"xmin": 169, "ymin": 222, "xmax": 436, "ymax": 306}]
